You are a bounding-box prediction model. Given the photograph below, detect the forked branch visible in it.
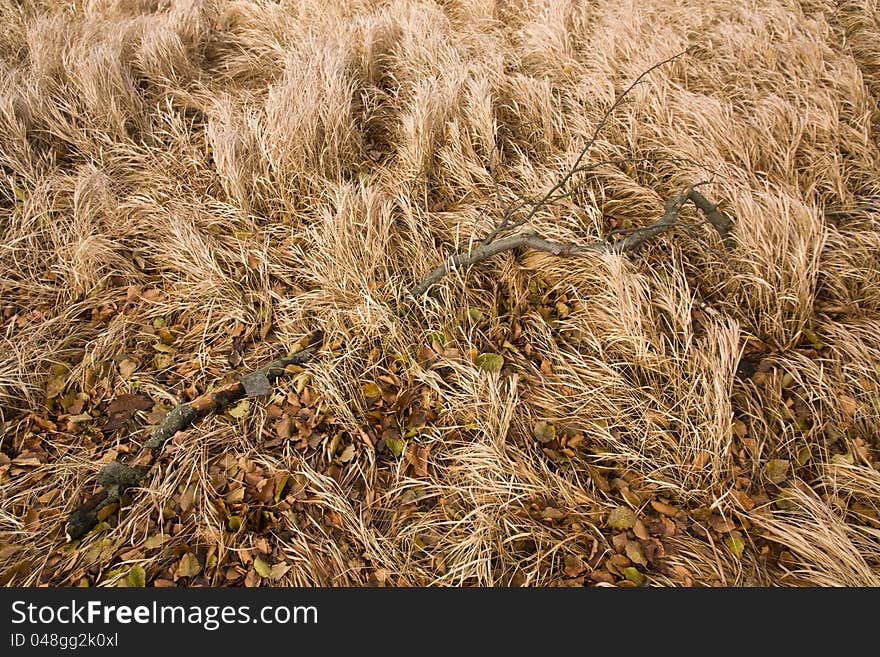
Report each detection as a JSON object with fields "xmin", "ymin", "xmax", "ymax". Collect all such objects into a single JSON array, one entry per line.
[{"xmin": 409, "ymin": 187, "xmax": 733, "ymax": 299}]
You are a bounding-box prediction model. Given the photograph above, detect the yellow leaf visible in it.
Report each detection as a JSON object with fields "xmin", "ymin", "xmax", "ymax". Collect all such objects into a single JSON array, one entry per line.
[
  {"xmin": 227, "ymin": 399, "xmax": 250, "ymax": 419},
  {"xmin": 725, "ymin": 532, "xmax": 746, "ymax": 559},
  {"xmin": 475, "ymin": 352, "xmax": 504, "ymax": 373},
  {"xmin": 176, "ymin": 553, "xmax": 201, "ymax": 578},
  {"xmin": 253, "ymin": 557, "xmax": 272, "ymax": 578},
  {"xmin": 128, "ymin": 566, "xmax": 146, "ymax": 587},
  {"xmin": 385, "ymin": 436, "xmax": 405, "ymax": 458},
  {"xmin": 622, "ymin": 567, "xmax": 644, "ymax": 586},
  {"xmin": 361, "ymin": 382, "xmax": 381, "ymax": 399}
]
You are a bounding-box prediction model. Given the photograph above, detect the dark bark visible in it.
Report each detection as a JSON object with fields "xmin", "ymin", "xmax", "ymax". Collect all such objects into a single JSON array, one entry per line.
[{"xmin": 64, "ymin": 335, "xmax": 322, "ymax": 542}]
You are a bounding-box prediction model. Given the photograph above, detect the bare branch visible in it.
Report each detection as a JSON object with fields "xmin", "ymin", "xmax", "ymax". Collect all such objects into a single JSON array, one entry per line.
[
  {"xmin": 513, "ymin": 49, "xmax": 691, "ymax": 231},
  {"xmin": 410, "ymin": 186, "xmax": 732, "ymax": 298},
  {"xmin": 64, "ymin": 334, "xmax": 323, "ymax": 542},
  {"xmin": 476, "ymin": 50, "xmax": 692, "ymax": 247}
]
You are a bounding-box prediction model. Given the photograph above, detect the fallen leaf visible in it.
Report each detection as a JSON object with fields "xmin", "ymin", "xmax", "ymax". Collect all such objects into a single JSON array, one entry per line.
[
  {"xmin": 622, "ymin": 567, "xmax": 644, "ymax": 586},
  {"xmin": 725, "ymin": 531, "xmax": 746, "ymax": 559},
  {"xmin": 119, "ymin": 359, "xmax": 138, "ymax": 380},
  {"xmin": 127, "ymin": 566, "xmax": 146, "ymax": 587},
  {"xmin": 563, "ymin": 555, "xmax": 586, "ymax": 577},
  {"xmin": 227, "ymin": 399, "xmax": 250, "ymax": 419},
  {"xmin": 384, "ymin": 432, "xmax": 405, "ymax": 458},
  {"xmin": 475, "ymin": 352, "xmax": 504, "ymax": 373},
  {"xmin": 405, "ymin": 443, "xmax": 428, "ymax": 476},
  {"xmin": 764, "ymin": 459, "xmax": 790, "ymax": 484},
  {"xmin": 625, "ymin": 540, "xmax": 647, "ymax": 566},
  {"xmin": 104, "ymin": 393, "xmax": 153, "ymax": 432},
  {"xmin": 541, "ymin": 506, "xmax": 565, "ymax": 521},
  {"xmin": 253, "ymin": 557, "xmax": 272, "ymax": 578},
  {"xmin": 533, "ymin": 421, "xmax": 556, "ymax": 444},
  {"xmin": 269, "ymin": 563, "xmax": 290, "ymax": 580},
  {"xmin": 650, "ymin": 500, "xmax": 680, "ymax": 516},
  {"xmin": 607, "ymin": 506, "xmax": 636, "ymax": 530},
  {"xmin": 838, "ymin": 395, "xmax": 857, "ymax": 418},
  {"xmin": 338, "ymin": 444, "xmax": 355, "ymax": 463},
  {"xmin": 709, "ymin": 515, "xmax": 737, "ymax": 533},
  {"xmin": 12, "ymin": 455, "xmax": 43, "ymax": 467},
  {"xmin": 274, "ymin": 474, "xmax": 289, "ymax": 502},
  {"xmin": 46, "ymin": 363, "xmax": 69, "ymax": 399},
  {"xmin": 730, "ymin": 489, "xmax": 756, "ymax": 511},
  {"xmin": 158, "ymin": 327, "xmax": 174, "ymax": 344},
  {"xmin": 144, "ymin": 535, "xmax": 167, "ymax": 550},
  {"xmin": 175, "ymin": 553, "xmax": 201, "ymax": 579},
  {"xmin": 362, "ymin": 383, "xmax": 381, "ymax": 402},
  {"xmin": 589, "ymin": 570, "xmax": 615, "ymax": 584}
]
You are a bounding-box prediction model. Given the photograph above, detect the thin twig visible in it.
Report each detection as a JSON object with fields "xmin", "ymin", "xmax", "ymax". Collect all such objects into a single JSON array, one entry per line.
[{"xmin": 477, "ymin": 49, "xmax": 691, "ymax": 247}]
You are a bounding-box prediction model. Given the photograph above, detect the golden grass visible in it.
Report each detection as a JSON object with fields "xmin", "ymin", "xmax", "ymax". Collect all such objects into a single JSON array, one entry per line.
[{"xmin": 1, "ymin": 0, "xmax": 879, "ymax": 586}]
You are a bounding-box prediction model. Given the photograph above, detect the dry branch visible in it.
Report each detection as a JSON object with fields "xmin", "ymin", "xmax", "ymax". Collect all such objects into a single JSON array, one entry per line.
[
  {"xmin": 64, "ymin": 334, "xmax": 323, "ymax": 541},
  {"xmin": 409, "ymin": 187, "xmax": 734, "ymax": 299}
]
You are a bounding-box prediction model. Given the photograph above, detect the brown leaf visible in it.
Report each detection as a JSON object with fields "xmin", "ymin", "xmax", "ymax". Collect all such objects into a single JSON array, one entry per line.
[
  {"xmin": 405, "ymin": 443, "xmax": 429, "ymax": 476},
  {"xmin": 104, "ymin": 393, "xmax": 153, "ymax": 432},
  {"xmin": 838, "ymin": 395, "xmax": 858, "ymax": 418},
  {"xmin": 563, "ymin": 555, "xmax": 586, "ymax": 577},
  {"xmin": 585, "ymin": 465, "xmax": 611, "ymax": 493},
  {"xmin": 764, "ymin": 459, "xmax": 790, "ymax": 484},
  {"xmin": 12, "ymin": 454, "xmax": 44, "ymax": 467},
  {"xmin": 606, "ymin": 554, "xmax": 631, "ymax": 575},
  {"xmin": 625, "ymin": 540, "xmax": 647, "ymax": 566},
  {"xmin": 709, "ymin": 515, "xmax": 737, "ymax": 533},
  {"xmin": 588, "ymin": 570, "xmax": 615, "ymax": 584},
  {"xmin": 533, "ymin": 421, "xmax": 556, "ymax": 444},
  {"xmin": 541, "ymin": 507, "xmax": 566, "ymax": 521},
  {"xmin": 730, "ymin": 489, "xmax": 756, "ymax": 511},
  {"xmin": 633, "ymin": 519, "xmax": 650, "ymax": 541},
  {"xmin": 175, "ymin": 553, "xmax": 201, "ymax": 579},
  {"xmin": 650, "ymin": 500, "xmax": 680, "ymax": 516},
  {"xmin": 179, "ymin": 484, "xmax": 197, "ymax": 513},
  {"xmin": 119, "ymin": 359, "xmax": 138, "ymax": 380},
  {"xmin": 275, "ymin": 416, "xmax": 293, "ymax": 440},
  {"xmin": 641, "ymin": 538, "xmax": 665, "ymax": 563}
]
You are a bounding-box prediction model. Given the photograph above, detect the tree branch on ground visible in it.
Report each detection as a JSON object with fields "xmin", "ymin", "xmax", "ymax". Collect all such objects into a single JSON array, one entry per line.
[
  {"xmin": 409, "ymin": 186, "xmax": 733, "ymax": 298},
  {"xmin": 407, "ymin": 48, "xmax": 735, "ymax": 300},
  {"xmin": 64, "ymin": 334, "xmax": 323, "ymax": 542}
]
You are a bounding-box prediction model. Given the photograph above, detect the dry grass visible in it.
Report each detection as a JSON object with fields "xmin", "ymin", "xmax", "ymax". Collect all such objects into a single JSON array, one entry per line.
[{"xmin": 1, "ymin": 0, "xmax": 879, "ymax": 587}]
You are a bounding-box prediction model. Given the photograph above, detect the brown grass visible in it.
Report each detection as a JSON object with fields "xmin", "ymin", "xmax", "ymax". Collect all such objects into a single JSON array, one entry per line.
[{"xmin": 1, "ymin": 0, "xmax": 879, "ymax": 587}]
